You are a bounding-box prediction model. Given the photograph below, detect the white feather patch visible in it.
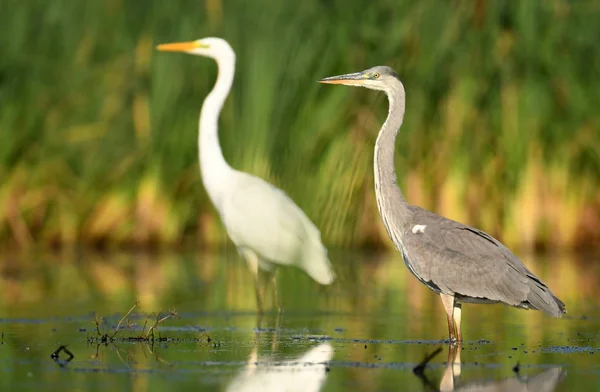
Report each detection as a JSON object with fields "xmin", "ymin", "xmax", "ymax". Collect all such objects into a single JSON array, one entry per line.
[{"xmin": 411, "ymin": 224, "xmax": 427, "ymax": 234}]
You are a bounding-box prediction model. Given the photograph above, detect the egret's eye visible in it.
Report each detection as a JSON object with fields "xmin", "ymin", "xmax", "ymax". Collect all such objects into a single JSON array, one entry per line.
[{"xmin": 373, "ymin": 72, "xmax": 380, "ymax": 79}]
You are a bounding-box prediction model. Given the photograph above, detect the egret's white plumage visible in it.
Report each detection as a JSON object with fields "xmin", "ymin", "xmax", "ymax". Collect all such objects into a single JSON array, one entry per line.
[
  {"xmin": 157, "ymin": 38, "xmax": 335, "ymax": 311},
  {"xmin": 226, "ymin": 343, "xmax": 334, "ymax": 392}
]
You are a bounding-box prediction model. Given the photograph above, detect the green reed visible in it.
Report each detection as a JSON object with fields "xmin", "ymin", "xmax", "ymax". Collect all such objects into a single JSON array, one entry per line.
[{"xmin": 1, "ymin": 0, "xmax": 599, "ymax": 251}]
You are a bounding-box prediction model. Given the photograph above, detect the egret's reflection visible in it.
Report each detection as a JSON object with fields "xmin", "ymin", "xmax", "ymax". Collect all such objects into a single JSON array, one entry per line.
[
  {"xmin": 416, "ymin": 344, "xmax": 566, "ymax": 392},
  {"xmin": 226, "ymin": 342, "xmax": 334, "ymax": 392}
]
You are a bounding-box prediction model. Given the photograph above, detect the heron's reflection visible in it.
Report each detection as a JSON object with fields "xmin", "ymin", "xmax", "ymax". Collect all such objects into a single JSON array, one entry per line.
[
  {"xmin": 226, "ymin": 342, "xmax": 333, "ymax": 392},
  {"xmin": 416, "ymin": 343, "xmax": 566, "ymax": 392}
]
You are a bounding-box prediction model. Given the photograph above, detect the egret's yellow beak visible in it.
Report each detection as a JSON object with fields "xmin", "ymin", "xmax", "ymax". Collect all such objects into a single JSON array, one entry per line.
[
  {"xmin": 156, "ymin": 41, "xmax": 209, "ymax": 52},
  {"xmin": 318, "ymin": 72, "xmax": 366, "ymax": 85}
]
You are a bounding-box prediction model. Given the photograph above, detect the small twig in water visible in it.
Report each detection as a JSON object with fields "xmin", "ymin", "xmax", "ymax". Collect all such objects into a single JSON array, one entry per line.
[
  {"xmin": 199, "ymin": 333, "xmax": 212, "ymax": 343},
  {"xmin": 198, "ymin": 332, "xmax": 221, "ymax": 348},
  {"xmin": 87, "ymin": 302, "xmax": 183, "ymax": 344},
  {"xmin": 513, "ymin": 361, "xmax": 521, "ymax": 374},
  {"xmin": 114, "ymin": 345, "xmax": 134, "ymax": 368},
  {"xmin": 144, "ymin": 342, "xmax": 172, "ymax": 366},
  {"xmin": 50, "ymin": 345, "xmax": 75, "ymax": 368},
  {"xmin": 413, "ymin": 347, "xmax": 443, "ymax": 375},
  {"xmin": 93, "ymin": 314, "xmax": 104, "ymax": 336},
  {"xmin": 110, "ymin": 301, "xmax": 139, "ymax": 338},
  {"xmin": 141, "ymin": 319, "xmax": 149, "ymax": 337},
  {"xmin": 90, "ymin": 343, "xmax": 102, "ymax": 360},
  {"xmin": 144, "ymin": 308, "xmax": 178, "ymax": 339}
]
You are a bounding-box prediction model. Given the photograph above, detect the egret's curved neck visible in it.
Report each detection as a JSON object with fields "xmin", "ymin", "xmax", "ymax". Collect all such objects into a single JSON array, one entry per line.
[
  {"xmin": 199, "ymin": 50, "xmax": 236, "ymax": 210},
  {"xmin": 374, "ymin": 80, "xmax": 411, "ymax": 241}
]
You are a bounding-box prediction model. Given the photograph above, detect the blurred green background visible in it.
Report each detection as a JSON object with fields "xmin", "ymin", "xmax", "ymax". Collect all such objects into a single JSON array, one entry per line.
[{"xmin": 1, "ymin": 0, "xmax": 599, "ymax": 252}]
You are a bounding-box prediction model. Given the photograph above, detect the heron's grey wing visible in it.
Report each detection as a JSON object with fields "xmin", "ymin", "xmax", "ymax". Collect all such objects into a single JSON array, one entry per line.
[
  {"xmin": 402, "ymin": 223, "xmax": 527, "ymax": 305},
  {"xmin": 456, "ymin": 367, "xmax": 566, "ymax": 392},
  {"xmin": 520, "ymin": 367, "xmax": 566, "ymax": 392},
  {"xmin": 402, "ymin": 208, "xmax": 565, "ymax": 316}
]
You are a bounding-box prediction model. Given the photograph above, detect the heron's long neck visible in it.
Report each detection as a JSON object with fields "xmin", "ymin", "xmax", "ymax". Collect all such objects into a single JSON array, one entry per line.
[
  {"xmin": 374, "ymin": 81, "xmax": 411, "ymax": 243},
  {"xmin": 199, "ymin": 54, "xmax": 235, "ymax": 210}
]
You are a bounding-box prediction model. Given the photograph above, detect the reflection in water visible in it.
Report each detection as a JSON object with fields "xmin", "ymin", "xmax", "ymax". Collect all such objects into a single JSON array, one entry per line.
[
  {"xmin": 0, "ymin": 250, "xmax": 593, "ymax": 315},
  {"xmin": 441, "ymin": 367, "xmax": 565, "ymax": 392},
  {"xmin": 226, "ymin": 343, "xmax": 333, "ymax": 392},
  {"xmin": 416, "ymin": 345, "xmax": 566, "ymax": 392}
]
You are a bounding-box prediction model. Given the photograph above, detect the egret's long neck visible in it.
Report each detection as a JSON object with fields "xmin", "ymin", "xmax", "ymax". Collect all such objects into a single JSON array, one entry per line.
[
  {"xmin": 373, "ymin": 80, "xmax": 411, "ymax": 244},
  {"xmin": 199, "ymin": 51, "xmax": 235, "ymax": 210}
]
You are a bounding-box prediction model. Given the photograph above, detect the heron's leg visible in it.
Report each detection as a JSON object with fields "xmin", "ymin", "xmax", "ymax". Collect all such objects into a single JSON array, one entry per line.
[
  {"xmin": 243, "ymin": 249, "xmax": 264, "ymax": 314},
  {"xmin": 449, "ymin": 304, "xmax": 463, "ymax": 382},
  {"xmin": 441, "ymin": 343, "xmax": 462, "ymax": 392},
  {"xmin": 449, "ymin": 339, "xmax": 462, "ymax": 376},
  {"xmin": 453, "ymin": 302, "xmax": 463, "ymax": 342},
  {"xmin": 439, "ymin": 361, "xmax": 454, "ymax": 392},
  {"xmin": 440, "ymin": 293, "xmax": 456, "ymax": 342}
]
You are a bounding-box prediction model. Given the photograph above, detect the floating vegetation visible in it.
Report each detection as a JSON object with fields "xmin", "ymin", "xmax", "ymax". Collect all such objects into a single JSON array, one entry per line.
[{"xmin": 87, "ymin": 301, "xmax": 220, "ymax": 347}]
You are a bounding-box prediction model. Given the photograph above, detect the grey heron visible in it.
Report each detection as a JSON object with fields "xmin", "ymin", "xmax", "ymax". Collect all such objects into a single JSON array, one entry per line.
[
  {"xmin": 156, "ymin": 38, "xmax": 335, "ymax": 313},
  {"xmin": 319, "ymin": 66, "xmax": 566, "ymax": 341},
  {"xmin": 415, "ymin": 346, "xmax": 565, "ymax": 392}
]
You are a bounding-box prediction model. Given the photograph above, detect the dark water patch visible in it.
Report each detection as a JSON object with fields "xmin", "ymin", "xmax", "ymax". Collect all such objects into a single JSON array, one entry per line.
[
  {"xmin": 0, "ymin": 315, "xmax": 93, "ymax": 324},
  {"xmin": 304, "ymin": 336, "xmax": 493, "ymax": 346},
  {"xmin": 541, "ymin": 345, "xmax": 600, "ymax": 354},
  {"xmin": 330, "ymin": 360, "xmax": 419, "ymax": 370}
]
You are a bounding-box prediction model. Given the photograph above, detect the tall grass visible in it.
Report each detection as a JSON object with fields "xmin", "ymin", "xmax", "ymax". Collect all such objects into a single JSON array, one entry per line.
[{"xmin": 1, "ymin": 0, "xmax": 599, "ymax": 251}]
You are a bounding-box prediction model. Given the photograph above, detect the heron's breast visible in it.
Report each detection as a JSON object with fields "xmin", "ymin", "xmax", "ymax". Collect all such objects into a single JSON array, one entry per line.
[{"xmin": 400, "ymin": 245, "xmax": 441, "ymax": 294}]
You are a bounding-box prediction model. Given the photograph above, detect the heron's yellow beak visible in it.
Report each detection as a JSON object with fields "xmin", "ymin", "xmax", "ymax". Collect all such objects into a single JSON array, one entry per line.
[
  {"xmin": 318, "ymin": 72, "xmax": 366, "ymax": 85},
  {"xmin": 156, "ymin": 41, "xmax": 209, "ymax": 52}
]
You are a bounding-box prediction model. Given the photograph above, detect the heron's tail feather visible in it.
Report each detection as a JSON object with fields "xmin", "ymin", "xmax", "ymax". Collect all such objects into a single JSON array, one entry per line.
[
  {"xmin": 553, "ymin": 295, "xmax": 567, "ymax": 315},
  {"xmin": 526, "ymin": 276, "xmax": 567, "ymax": 317},
  {"xmin": 301, "ymin": 244, "xmax": 335, "ymax": 285}
]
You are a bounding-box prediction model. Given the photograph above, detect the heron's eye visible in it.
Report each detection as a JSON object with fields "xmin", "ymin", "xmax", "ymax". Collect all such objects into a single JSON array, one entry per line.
[{"xmin": 373, "ymin": 72, "xmax": 380, "ymax": 79}]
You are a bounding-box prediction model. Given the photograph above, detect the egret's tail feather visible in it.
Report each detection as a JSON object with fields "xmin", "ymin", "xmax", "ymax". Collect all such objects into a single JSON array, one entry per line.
[{"xmin": 302, "ymin": 246, "xmax": 335, "ymax": 285}]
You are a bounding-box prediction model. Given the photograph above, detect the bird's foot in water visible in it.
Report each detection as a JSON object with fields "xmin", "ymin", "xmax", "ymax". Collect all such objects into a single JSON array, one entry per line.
[{"xmin": 447, "ymin": 337, "xmax": 462, "ymax": 345}]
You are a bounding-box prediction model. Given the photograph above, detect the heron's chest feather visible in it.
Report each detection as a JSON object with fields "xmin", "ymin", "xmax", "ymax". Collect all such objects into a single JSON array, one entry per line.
[{"xmin": 399, "ymin": 241, "xmax": 441, "ymax": 294}]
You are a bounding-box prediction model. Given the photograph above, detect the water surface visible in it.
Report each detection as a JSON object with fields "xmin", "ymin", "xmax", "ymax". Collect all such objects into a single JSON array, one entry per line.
[{"xmin": 0, "ymin": 250, "xmax": 597, "ymax": 391}]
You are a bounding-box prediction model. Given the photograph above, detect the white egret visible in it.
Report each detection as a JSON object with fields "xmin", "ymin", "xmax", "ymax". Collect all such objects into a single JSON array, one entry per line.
[
  {"xmin": 157, "ymin": 38, "xmax": 335, "ymax": 313},
  {"xmin": 226, "ymin": 343, "xmax": 334, "ymax": 392}
]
